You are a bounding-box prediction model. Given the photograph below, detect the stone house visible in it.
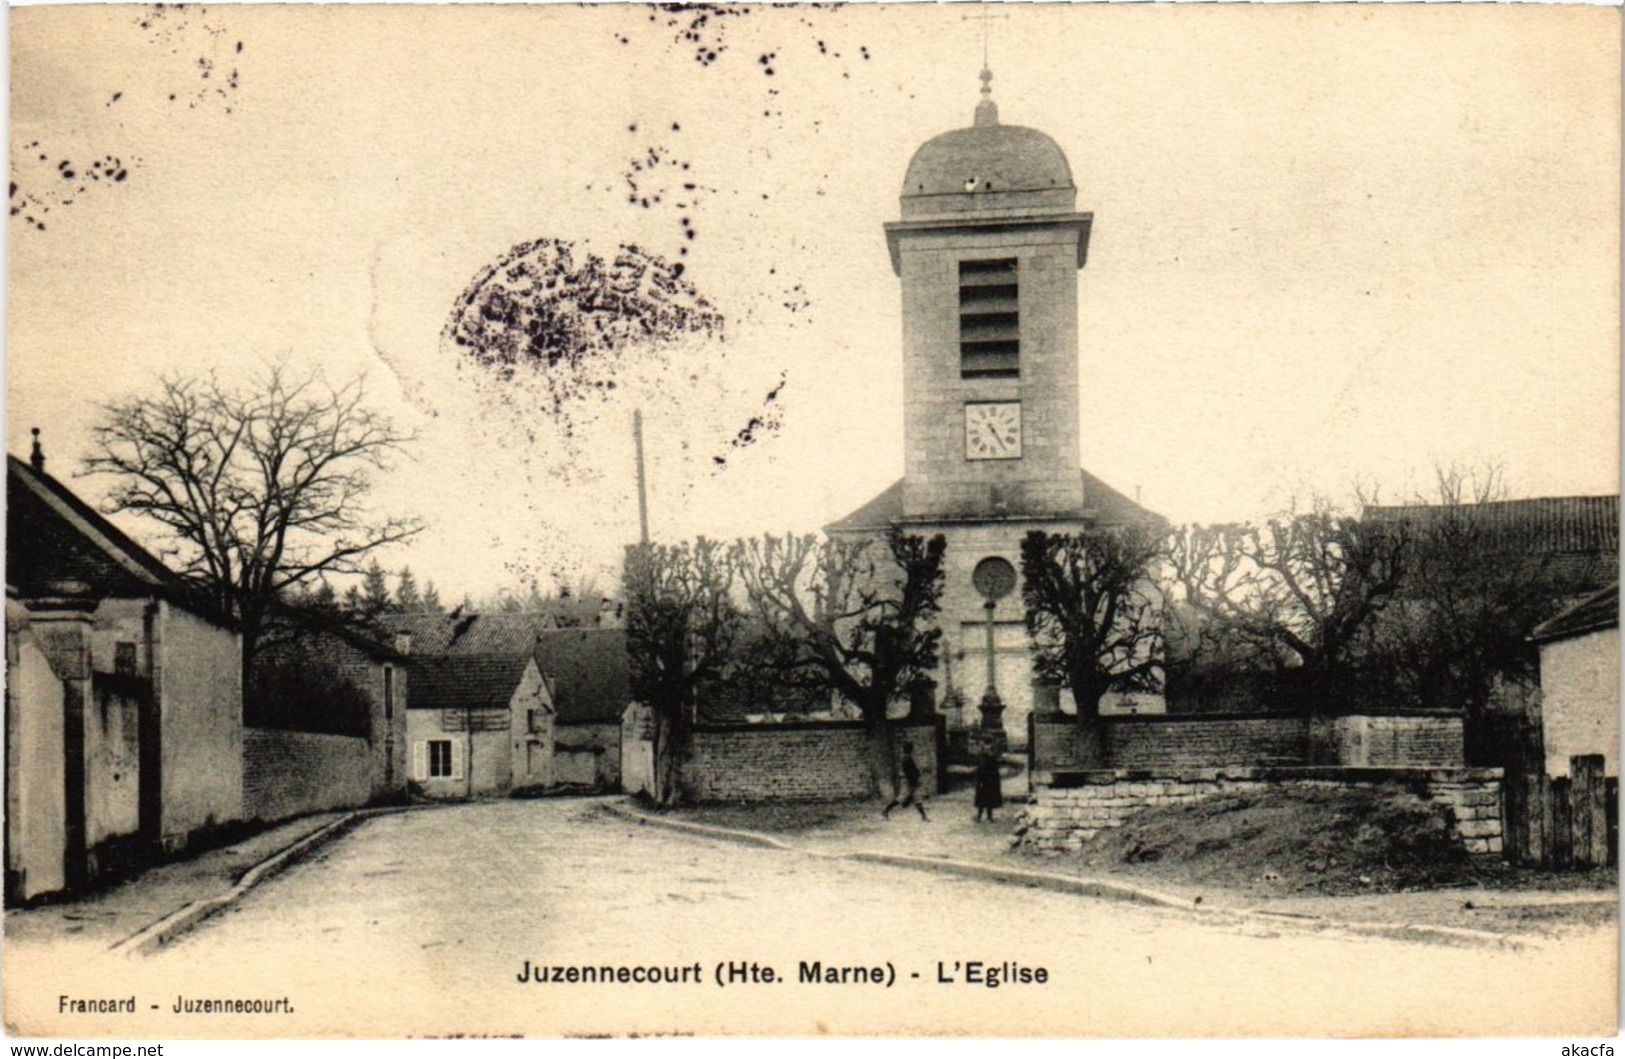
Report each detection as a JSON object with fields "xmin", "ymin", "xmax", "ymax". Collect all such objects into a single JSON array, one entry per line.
[
  {"xmin": 532, "ymin": 627, "xmax": 629, "ymax": 788},
  {"xmin": 388, "ymin": 613, "xmax": 630, "ymax": 791},
  {"xmin": 1530, "ymin": 583, "xmax": 1618, "ymax": 778},
  {"xmin": 6, "ymin": 446, "xmax": 242, "ymax": 900},
  {"xmin": 406, "ymin": 653, "xmax": 554, "ymax": 797}
]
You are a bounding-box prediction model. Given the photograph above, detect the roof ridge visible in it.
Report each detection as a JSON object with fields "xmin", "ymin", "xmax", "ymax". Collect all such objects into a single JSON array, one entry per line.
[{"xmin": 9, "ymin": 454, "xmax": 179, "ymax": 589}]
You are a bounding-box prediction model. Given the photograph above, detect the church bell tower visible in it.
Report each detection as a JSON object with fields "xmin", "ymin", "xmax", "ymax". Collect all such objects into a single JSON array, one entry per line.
[
  {"xmin": 884, "ymin": 68, "xmax": 1092, "ymax": 521},
  {"xmin": 830, "ymin": 67, "xmax": 1159, "ymax": 743}
]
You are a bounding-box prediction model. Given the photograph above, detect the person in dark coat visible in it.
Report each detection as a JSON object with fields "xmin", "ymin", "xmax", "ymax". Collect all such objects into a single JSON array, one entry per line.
[
  {"xmin": 974, "ymin": 751, "xmax": 1004, "ymax": 823},
  {"xmin": 882, "ymin": 742, "xmax": 928, "ymax": 821}
]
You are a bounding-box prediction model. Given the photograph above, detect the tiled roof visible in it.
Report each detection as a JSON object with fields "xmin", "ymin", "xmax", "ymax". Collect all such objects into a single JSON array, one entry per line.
[
  {"xmin": 531, "ymin": 628, "xmax": 629, "ymax": 725},
  {"xmin": 1364, "ymin": 496, "xmax": 1618, "ymax": 558},
  {"xmin": 408, "ymin": 654, "xmax": 536, "ymax": 712},
  {"xmin": 7, "ymin": 455, "xmax": 189, "ymax": 602},
  {"xmin": 825, "ymin": 479, "xmax": 906, "ymax": 534},
  {"xmin": 824, "ymin": 469, "xmax": 1165, "ymax": 534},
  {"xmin": 383, "ymin": 611, "xmax": 558, "ymax": 656},
  {"xmin": 1530, "ymin": 583, "xmax": 1619, "ymax": 644},
  {"xmin": 264, "ymin": 603, "xmax": 405, "ymax": 661}
]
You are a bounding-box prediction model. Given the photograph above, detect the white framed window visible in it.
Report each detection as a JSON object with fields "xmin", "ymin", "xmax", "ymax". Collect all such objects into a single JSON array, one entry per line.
[
  {"xmin": 428, "ymin": 740, "xmax": 453, "ymax": 777},
  {"xmin": 414, "ymin": 739, "xmax": 460, "ymax": 780}
]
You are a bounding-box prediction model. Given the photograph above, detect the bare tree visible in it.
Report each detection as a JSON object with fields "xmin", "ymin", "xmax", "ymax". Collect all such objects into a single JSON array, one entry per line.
[
  {"xmin": 1167, "ymin": 502, "xmax": 1407, "ymax": 710},
  {"xmin": 1020, "ymin": 526, "xmax": 1166, "ymax": 766},
  {"xmin": 85, "ymin": 365, "xmax": 421, "ymax": 669},
  {"xmin": 735, "ymin": 529, "xmax": 945, "ymax": 797},
  {"xmin": 1363, "ymin": 462, "xmax": 1606, "ymax": 763},
  {"xmin": 624, "ymin": 538, "xmax": 743, "ymax": 805}
]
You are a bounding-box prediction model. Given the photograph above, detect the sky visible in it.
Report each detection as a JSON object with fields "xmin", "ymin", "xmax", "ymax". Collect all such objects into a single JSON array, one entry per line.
[{"xmin": 8, "ymin": 3, "xmax": 1620, "ymax": 602}]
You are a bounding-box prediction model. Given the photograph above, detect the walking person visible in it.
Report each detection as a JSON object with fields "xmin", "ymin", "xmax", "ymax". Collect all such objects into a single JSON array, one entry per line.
[
  {"xmin": 882, "ymin": 741, "xmax": 929, "ymax": 821},
  {"xmin": 974, "ymin": 749, "xmax": 1004, "ymax": 823}
]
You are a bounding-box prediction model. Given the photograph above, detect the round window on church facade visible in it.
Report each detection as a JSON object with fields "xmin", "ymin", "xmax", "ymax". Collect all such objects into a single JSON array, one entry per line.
[{"xmin": 971, "ymin": 556, "xmax": 1017, "ymax": 602}]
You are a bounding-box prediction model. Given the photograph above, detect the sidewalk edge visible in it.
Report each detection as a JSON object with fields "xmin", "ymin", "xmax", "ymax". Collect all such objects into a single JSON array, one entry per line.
[
  {"xmin": 108, "ymin": 806, "xmax": 411, "ymax": 957},
  {"xmin": 603, "ymin": 801, "xmax": 1528, "ymax": 951}
]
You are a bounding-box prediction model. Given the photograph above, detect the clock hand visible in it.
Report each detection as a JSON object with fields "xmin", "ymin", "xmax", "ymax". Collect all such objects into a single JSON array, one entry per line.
[{"xmin": 986, "ymin": 422, "xmax": 1006, "ymax": 451}]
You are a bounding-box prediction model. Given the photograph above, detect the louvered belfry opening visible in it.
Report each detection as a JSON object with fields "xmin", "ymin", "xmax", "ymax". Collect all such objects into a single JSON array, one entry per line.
[{"xmin": 959, "ymin": 257, "xmax": 1020, "ymax": 378}]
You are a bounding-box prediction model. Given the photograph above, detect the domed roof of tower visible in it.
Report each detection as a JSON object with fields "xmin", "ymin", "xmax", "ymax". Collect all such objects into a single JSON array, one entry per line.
[{"xmin": 899, "ymin": 68, "xmax": 1075, "ymax": 215}]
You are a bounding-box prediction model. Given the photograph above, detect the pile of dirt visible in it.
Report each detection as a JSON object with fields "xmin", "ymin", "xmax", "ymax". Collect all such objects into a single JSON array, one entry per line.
[{"xmin": 1069, "ymin": 786, "xmax": 1477, "ymax": 896}]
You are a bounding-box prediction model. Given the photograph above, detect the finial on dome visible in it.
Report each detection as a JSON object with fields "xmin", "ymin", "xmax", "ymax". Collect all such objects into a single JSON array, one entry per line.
[{"xmin": 974, "ymin": 65, "xmax": 999, "ymax": 126}]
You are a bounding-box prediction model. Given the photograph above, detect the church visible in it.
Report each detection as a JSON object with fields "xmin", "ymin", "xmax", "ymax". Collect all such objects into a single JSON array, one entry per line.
[{"xmin": 827, "ymin": 68, "xmax": 1164, "ymax": 746}]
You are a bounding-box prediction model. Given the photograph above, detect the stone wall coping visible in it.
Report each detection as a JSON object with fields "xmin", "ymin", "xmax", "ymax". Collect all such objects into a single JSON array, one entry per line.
[
  {"xmin": 1046, "ymin": 765, "xmax": 1503, "ymax": 789},
  {"xmin": 1031, "ymin": 710, "xmax": 1467, "ymax": 727},
  {"xmin": 692, "ymin": 718, "xmax": 937, "ymax": 735}
]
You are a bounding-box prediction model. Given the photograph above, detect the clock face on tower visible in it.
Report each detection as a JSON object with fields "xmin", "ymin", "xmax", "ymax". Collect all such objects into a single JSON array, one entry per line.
[{"xmin": 964, "ymin": 401, "xmax": 1022, "ymax": 461}]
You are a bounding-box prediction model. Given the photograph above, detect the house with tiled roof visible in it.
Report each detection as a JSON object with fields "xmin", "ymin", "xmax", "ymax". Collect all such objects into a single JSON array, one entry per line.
[
  {"xmin": 381, "ymin": 602, "xmax": 620, "ymax": 659},
  {"xmin": 1530, "ymin": 583, "xmax": 1619, "ymax": 778},
  {"xmin": 385, "ymin": 610, "xmax": 553, "ymax": 656},
  {"xmin": 6, "ymin": 440, "xmax": 243, "ymax": 900},
  {"xmin": 406, "ymin": 652, "xmax": 554, "ymax": 797},
  {"xmin": 1364, "ymin": 495, "xmax": 1618, "ymax": 590},
  {"xmin": 531, "ymin": 628, "xmax": 629, "ymax": 788},
  {"xmin": 397, "ymin": 617, "xmax": 630, "ymax": 793}
]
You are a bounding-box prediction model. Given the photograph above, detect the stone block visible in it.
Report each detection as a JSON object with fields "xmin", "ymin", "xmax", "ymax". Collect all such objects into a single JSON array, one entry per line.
[{"xmin": 1454, "ymin": 818, "xmax": 1502, "ymax": 839}]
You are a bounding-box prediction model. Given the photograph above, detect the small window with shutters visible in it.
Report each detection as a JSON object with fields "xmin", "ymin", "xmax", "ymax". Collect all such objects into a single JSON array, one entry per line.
[{"xmin": 959, "ymin": 258, "xmax": 1019, "ymax": 378}]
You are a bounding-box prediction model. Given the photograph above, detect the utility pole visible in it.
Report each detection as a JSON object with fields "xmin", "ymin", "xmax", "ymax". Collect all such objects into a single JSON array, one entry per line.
[{"xmin": 633, "ymin": 409, "xmax": 650, "ymax": 546}]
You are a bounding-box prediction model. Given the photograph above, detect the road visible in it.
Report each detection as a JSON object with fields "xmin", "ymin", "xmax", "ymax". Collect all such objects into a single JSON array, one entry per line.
[{"xmin": 9, "ymin": 800, "xmax": 1616, "ymax": 1038}]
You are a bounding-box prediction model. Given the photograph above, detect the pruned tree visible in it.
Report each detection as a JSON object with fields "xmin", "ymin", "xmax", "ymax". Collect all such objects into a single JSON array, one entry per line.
[
  {"xmin": 735, "ymin": 528, "xmax": 946, "ymax": 797},
  {"xmin": 1167, "ymin": 503, "xmax": 1407, "ymax": 710},
  {"xmin": 624, "ymin": 538, "xmax": 743, "ymax": 805},
  {"xmin": 1020, "ymin": 525, "xmax": 1167, "ymax": 766},
  {"xmin": 1161, "ymin": 599, "xmax": 1276, "ymax": 714},
  {"xmin": 85, "ymin": 365, "xmax": 421, "ymax": 669}
]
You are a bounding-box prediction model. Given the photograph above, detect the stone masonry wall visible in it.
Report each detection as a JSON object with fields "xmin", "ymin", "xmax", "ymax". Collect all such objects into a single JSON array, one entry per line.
[
  {"xmin": 683, "ymin": 721, "xmax": 939, "ymax": 803},
  {"xmin": 1031, "ymin": 712, "xmax": 1467, "ymax": 777},
  {"xmin": 255, "ymin": 627, "xmax": 407, "ymax": 801},
  {"xmin": 1328, "ymin": 714, "xmax": 1465, "ymax": 767},
  {"xmin": 1105, "ymin": 715, "xmax": 1307, "ymax": 770},
  {"xmin": 244, "ymin": 727, "xmax": 373, "ymax": 824},
  {"xmin": 1019, "ymin": 767, "xmax": 1504, "ymax": 856}
]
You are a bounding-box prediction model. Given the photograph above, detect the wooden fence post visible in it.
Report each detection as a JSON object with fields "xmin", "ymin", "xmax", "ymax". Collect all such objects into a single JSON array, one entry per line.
[
  {"xmin": 1571, "ymin": 755, "xmax": 1608, "ymax": 869},
  {"xmin": 1551, "ymin": 776, "xmax": 1573, "ymax": 871},
  {"xmin": 1502, "ymin": 774, "xmax": 1525, "ymax": 865},
  {"xmin": 1529, "ymin": 772, "xmax": 1552, "ymax": 869},
  {"xmin": 1608, "ymin": 776, "xmax": 1619, "ymax": 868}
]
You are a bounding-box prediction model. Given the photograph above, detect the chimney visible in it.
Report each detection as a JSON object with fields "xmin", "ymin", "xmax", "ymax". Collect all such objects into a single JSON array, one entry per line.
[
  {"xmin": 393, "ymin": 632, "xmax": 412, "ymax": 657},
  {"xmin": 29, "ymin": 427, "xmax": 44, "ymax": 472}
]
